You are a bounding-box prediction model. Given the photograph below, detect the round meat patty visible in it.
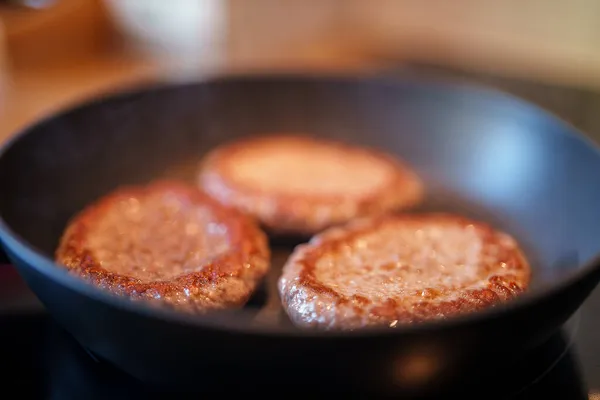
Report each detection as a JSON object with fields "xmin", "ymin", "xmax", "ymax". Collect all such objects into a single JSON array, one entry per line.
[
  {"xmin": 56, "ymin": 181, "xmax": 270, "ymax": 313},
  {"xmin": 197, "ymin": 135, "xmax": 423, "ymax": 236},
  {"xmin": 278, "ymin": 213, "xmax": 531, "ymax": 330}
]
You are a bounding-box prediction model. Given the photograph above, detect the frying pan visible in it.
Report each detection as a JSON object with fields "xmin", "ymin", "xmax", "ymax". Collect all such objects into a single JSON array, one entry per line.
[{"xmin": 1, "ymin": 74, "xmax": 600, "ymax": 397}]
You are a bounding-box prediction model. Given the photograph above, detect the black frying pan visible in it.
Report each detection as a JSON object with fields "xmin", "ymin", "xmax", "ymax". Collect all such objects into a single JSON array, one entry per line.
[{"xmin": 1, "ymin": 74, "xmax": 600, "ymax": 397}]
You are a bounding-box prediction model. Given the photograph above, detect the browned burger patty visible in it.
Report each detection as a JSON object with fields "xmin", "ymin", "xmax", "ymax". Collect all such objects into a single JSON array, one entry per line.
[
  {"xmin": 278, "ymin": 213, "xmax": 531, "ymax": 330},
  {"xmin": 55, "ymin": 181, "xmax": 270, "ymax": 313},
  {"xmin": 197, "ymin": 135, "xmax": 423, "ymax": 236}
]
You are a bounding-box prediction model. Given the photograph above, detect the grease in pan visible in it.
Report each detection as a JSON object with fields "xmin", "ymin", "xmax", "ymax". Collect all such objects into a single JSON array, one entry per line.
[
  {"xmin": 278, "ymin": 213, "xmax": 531, "ymax": 330},
  {"xmin": 55, "ymin": 181, "xmax": 270, "ymax": 314},
  {"xmin": 197, "ymin": 135, "xmax": 424, "ymax": 236}
]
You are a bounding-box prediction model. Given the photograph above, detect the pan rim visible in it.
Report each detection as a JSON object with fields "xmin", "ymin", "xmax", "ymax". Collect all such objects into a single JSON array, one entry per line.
[{"xmin": 1, "ymin": 71, "xmax": 600, "ymax": 338}]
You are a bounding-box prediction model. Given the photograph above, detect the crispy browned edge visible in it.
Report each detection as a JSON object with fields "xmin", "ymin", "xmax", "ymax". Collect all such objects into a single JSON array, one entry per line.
[
  {"xmin": 197, "ymin": 135, "xmax": 425, "ymax": 236},
  {"xmin": 55, "ymin": 180, "xmax": 270, "ymax": 312},
  {"xmin": 278, "ymin": 213, "xmax": 531, "ymax": 330}
]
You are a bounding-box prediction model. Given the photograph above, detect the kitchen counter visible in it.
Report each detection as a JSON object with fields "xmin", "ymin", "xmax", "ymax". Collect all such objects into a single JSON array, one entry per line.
[
  {"xmin": 0, "ymin": 54, "xmax": 157, "ymax": 142},
  {"xmin": 4, "ymin": 0, "xmax": 600, "ymax": 145},
  {"xmin": 0, "ymin": 41, "xmax": 383, "ymax": 143}
]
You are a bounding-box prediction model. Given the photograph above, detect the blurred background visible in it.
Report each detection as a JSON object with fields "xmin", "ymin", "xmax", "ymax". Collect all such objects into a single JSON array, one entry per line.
[{"xmin": 1, "ymin": 0, "xmax": 600, "ymax": 143}]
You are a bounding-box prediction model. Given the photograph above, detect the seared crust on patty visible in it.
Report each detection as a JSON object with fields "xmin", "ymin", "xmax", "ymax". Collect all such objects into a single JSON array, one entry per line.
[
  {"xmin": 56, "ymin": 181, "xmax": 270, "ymax": 313},
  {"xmin": 278, "ymin": 213, "xmax": 530, "ymax": 330},
  {"xmin": 197, "ymin": 135, "xmax": 423, "ymax": 236}
]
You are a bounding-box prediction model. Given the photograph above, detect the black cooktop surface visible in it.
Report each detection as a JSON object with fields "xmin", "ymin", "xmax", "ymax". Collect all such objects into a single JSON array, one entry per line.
[{"xmin": 1, "ymin": 263, "xmax": 599, "ymax": 400}]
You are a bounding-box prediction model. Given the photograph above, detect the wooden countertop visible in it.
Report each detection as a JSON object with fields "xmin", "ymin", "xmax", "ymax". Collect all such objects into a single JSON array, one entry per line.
[
  {"xmin": 0, "ymin": 54, "xmax": 158, "ymax": 142},
  {"xmin": 0, "ymin": 40, "xmax": 382, "ymax": 143},
  {"xmin": 4, "ymin": 0, "xmax": 600, "ymax": 144}
]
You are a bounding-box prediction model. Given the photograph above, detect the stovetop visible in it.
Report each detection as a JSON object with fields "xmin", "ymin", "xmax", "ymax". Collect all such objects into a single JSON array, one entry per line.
[{"xmin": 1, "ymin": 262, "xmax": 599, "ymax": 400}]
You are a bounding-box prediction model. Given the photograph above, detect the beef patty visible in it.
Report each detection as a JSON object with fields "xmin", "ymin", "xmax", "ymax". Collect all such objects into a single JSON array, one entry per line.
[
  {"xmin": 56, "ymin": 181, "xmax": 270, "ymax": 313},
  {"xmin": 197, "ymin": 135, "xmax": 423, "ymax": 236},
  {"xmin": 278, "ymin": 213, "xmax": 530, "ymax": 330}
]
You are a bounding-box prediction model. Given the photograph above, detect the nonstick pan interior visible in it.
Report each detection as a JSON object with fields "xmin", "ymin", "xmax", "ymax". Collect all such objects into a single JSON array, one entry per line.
[{"xmin": 1, "ymin": 74, "xmax": 600, "ymax": 334}]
